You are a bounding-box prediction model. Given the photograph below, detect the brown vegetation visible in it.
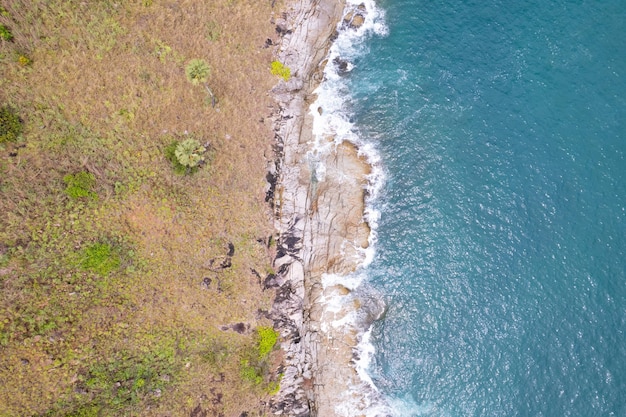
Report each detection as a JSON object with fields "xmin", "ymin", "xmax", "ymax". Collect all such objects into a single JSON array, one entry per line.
[{"xmin": 0, "ymin": 0, "xmax": 283, "ymax": 415}]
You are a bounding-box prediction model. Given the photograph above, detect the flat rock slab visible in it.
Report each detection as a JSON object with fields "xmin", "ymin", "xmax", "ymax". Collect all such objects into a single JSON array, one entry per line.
[{"xmin": 269, "ymin": 0, "xmax": 385, "ymax": 416}]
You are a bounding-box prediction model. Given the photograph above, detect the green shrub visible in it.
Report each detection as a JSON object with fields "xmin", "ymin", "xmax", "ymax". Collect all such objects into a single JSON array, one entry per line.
[
  {"xmin": 0, "ymin": 105, "xmax": 23, "ymax": 143},
  {"xmin": 185, "ymin": 59, "xmax": 210, "ymax": 85},
  {"xmin": 240, "ymin": 359, "xmax": 264, "ymax": 385},
  {"xmin": 175, "ymin": 138, "xmax": 205, "ymax": 167},
  {"xmin": 238, "ymin": 327, "xmax": 280, "ymax": 390},
  {"xmin": 84, "ymin": 346, "xmax": 176, "ymax": 408},
  {"xmin": 165, "ymin": 138, "xmax": 206, "ymax": 175},
  {"xmin": 239, "ymin": 357, "xmax": 283, "ymax": 393},
  {"xmin": 164, "ymin": 141, "xmax": 187, "ymax": 175},
  {"xmin": 79, "ymin": 242, "xmax": 120, "ymax": 276},
  {"xmin": 63, "ymin": 172, "xmax": 98, "ymax": 200},
  {"xmin": 185, "ymin": 59, "xmax": 217, "ymax": 106},
  {"xmin": 257, "ymin": 326, "xmax": 279, "ymax": 358},
  {"xmin": 270, "ymin": 61, "xmax": 290, "ymax": 81},
  {"xmin": 266, "ymin": 375, "xmax": 282, "ymax": 395},
  {"xmin": 17, "ymin": 54, "xmax": 31, "ymax": 66},
  {"xmin": 0, "ymin": 24, "xmax": 13, "ymax": 42}
]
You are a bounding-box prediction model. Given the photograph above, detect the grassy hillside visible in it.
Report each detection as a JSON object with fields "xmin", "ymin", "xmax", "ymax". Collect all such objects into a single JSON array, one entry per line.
[{"xmin": 0, "ymin": 0, "xmax": 283, "ymax": 415}]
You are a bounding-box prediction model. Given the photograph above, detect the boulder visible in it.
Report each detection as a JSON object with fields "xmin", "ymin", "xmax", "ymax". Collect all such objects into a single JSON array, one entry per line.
[{"xmin": 350, "ymin": 14, "xmax": 365, "ymax": 29}]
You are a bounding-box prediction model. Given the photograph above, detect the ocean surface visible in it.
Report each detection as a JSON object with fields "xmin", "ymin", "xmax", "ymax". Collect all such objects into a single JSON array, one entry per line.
[{"xmin": 321, "ymin": 0, "xmax": 626, "ymax": 415}]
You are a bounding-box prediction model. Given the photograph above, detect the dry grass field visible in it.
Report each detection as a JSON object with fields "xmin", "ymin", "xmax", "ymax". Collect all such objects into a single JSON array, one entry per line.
[{"xmin": 0, "ymin": 0, "xmax": 285, "ymax": 415}]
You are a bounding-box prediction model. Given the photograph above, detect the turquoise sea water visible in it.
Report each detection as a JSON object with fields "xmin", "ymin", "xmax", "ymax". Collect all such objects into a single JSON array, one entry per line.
[{"xmin": 343, "ymin": 1, "xmax": 626, "ymax": 415}]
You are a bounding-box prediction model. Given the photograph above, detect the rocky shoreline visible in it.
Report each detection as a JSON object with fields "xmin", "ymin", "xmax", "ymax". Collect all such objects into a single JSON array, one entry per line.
[{"xmin": 267, "ymin": 1, "xmax": 384, "ymax": 416}]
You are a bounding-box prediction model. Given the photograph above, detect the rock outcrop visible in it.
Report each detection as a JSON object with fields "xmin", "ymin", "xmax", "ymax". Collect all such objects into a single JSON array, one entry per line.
[{"xmin": 268, "ymin": 1, "xmax": 384, "ymax": 416}]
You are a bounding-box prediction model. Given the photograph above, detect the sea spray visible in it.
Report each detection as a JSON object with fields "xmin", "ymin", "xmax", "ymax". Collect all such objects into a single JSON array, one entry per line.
[
  {"xmin": 309, "ymin": 0, "xmax": 388, "ymax": 270},
  {"xmin": 310, "ymin": 0, "xmax": 387, "ymax": 149},
  {"xmin": 305, "ymin": 0, "xmax": 393, "ymax": 415}
]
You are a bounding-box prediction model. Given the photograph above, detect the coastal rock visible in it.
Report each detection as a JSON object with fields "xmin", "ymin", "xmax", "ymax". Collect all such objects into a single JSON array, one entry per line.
[
  {"xmin": 275, "ymin": 19, "xmax": 292, "ymax": 36},
  {"xmin": 342, "ymin": 11, "xmax": 355, "ymax": 25},
  {"xmin": 342, "ymin": 4, "xmax": 367, "ymax": 30},
  {"xmin": 349, "ymin": 14, "xmax": 365, "ymax": 29},
  {"xmin": 285, "ymin": 77, "xmax": 304, "ymax": 92},
  {"xmin": 333, "ymin": 57, "xmax": 351, "ymax": 75},
  {"xmin": 263, "ymin": 273, "xmax": 281, "ymax": 289},
  {"xmin": 269, "ymin": 0, "xmax": 384, "ymax": 416}
]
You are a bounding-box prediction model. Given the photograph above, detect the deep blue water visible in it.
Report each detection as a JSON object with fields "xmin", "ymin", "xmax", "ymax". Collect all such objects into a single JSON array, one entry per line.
[{"xmin": 349, "ymin": 1, "xmax": 626, "ymax": 415}]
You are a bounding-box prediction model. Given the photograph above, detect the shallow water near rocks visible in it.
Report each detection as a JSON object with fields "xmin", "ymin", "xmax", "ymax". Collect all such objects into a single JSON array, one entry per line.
[{"xmin": 337, "ymin": 0, "xmax": 626, "ymax": 415}]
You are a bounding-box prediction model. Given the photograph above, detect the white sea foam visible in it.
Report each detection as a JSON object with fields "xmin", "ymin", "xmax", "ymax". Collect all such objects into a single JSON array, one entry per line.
[
  {"xmin": 306, "ymin": 3, "xmax": 391, "ymax": 413},
  {"xmin": 308, "ymin": 0, "xmax": 387, "ymax": 154},
  {"xmin": 308, "ymin": 0, "xmax": 388, "ymax": 276},
  {"xmin": 356, "ymin": 328, "xmax": 378, "ymax": 387},
  {"xmin": 322, "ymin": 271, "xmax": 365, "ymax": 291},
  {"xmin": 311, "ymin": 0, "xmax": 387, "ymax": 269},
  {"xmin": 310, "ymin": 5, "xmax": 387, "ymax": 181}
]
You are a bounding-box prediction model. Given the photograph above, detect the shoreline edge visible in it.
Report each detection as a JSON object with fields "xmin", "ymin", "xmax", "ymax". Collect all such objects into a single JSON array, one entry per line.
[{"xmin": 267, "ymin": 0, "xmax": 385, "ymax": 415}]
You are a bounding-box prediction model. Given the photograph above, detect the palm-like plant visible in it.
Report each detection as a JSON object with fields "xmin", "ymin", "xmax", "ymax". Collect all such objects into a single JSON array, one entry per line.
[
  {"xmin": 185, "ymin": 59, "xmax": 210, "ymax": 85},
  {"xmin": 185, "ymin": 59, "xmax": 216, "ymax": 107},
  {"xmin": 174, "ymin": 138, "xmax": 206, "ymax": 168}
]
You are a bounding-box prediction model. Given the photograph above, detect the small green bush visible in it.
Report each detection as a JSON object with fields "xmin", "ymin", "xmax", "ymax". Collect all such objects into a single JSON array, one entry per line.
[
  {"xmin": 63, "ymin": 172, "xmax": 98, "ymax": 200},
  {"xmin": 267, "ymin": 375, "xmax": 282, "ymax": 395},
  {"xmin": 79, "ymin": 243, "xmax": 120, "ymax": 276},
  {"xmin": 240, "ymin": 359, "xmax": 264, "ymax": 385},
  {"xmin": 165, "ymin": 138, "xmax": 206, "ymax": 175},
  {"xmin": 270, "ymin": 61, "xmax": 290, "ymax": 81},
  {"xmin": 0, "ymin": 105, "xmax": 23, "ymax": 143},
  {"xmin": 175, "ymin": 138, "xmax": 206, "ymax": 168},
  {"xmin": 0, "ymin": 24, "xmax": 13, "ymax": 42},
  {"xmin": 238, "ymin": 327, "xmax": 279, "ymax": 390},
  {"xmin": 17, "ymin": 54, "xmax": 31, "ymax": 66},
  {"xmin": 164, "ymin": 141, "xmax": 187, "ymax": 175},
  {"xmin": 185, "ymin": 59, "xmax": 210, "ymax": 85},
  {"xmin": 257, "ymin": 326, "xmax": 278, "ymax": 358}
]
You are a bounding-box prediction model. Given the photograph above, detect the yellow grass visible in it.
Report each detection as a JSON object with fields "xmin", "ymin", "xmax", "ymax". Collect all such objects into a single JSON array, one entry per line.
[{"xmin": 0, "ymin": 0, "xmax": 284, "ymax": 415}]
